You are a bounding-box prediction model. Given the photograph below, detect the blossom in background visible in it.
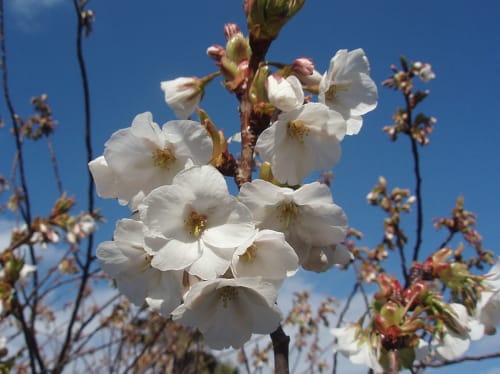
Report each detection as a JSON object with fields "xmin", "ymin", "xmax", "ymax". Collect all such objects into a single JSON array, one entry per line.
[
  {"xmin": 238, "ymin": 179, "xmax": 348, "ymax": 264},
  {"xmin": 475, "ymin": 257, "xmax": 500, "ymax": 336},
  {"xmin": 266, "ymin": 74, "xmax": 304, "ymax": 112},
  {"xmin": 160, "ymin": 77, "xmax": 204, "ymax": 119},
  {"xmin": 171, "ymin": 277, "xmax": 282, "ymax": 349},
  {"xmin": 255, "ymin": 102, "xmax": 346, "ymax": 185},
  {"xmin": 89, "ymin": 112, "xmax": 212, "ymax": 209},
  {"xmin": 96, "ymin": 218, "xmax": 183, "ymax": 316},
  {"xmin": 319, "ymin": 48, "xmax": 378, "ymax": 135},
  {"xmin": 140, "ymin": 165, "xmax": 255, "ymax": 280},
  {"xmin": 231, "ymin": 229, "xmax": 299, "ymax": 286},
  {"xmin": 412, "ymin": 61, "xmax": 436, "ymax": 82},
  {"xmin": 331, "ymin": 324, "xmax": 383, "ymax": 373}
]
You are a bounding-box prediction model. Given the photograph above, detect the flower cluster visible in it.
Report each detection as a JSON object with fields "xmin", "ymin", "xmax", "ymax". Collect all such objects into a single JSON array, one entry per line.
[
  {"xmin": 331, "ymin": 256, "xmax": 500, "ymax": 372},
  {"xmin": 91, "ymin": 18, "xmax": 377, "ymax": 349}
]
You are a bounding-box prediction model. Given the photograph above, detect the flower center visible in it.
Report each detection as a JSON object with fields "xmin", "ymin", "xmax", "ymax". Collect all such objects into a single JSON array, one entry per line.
[
  {"xmin": 185, "ymin": 210, "xmax": 208, "ymax": 238},
  {"xmin": 152, "ymin": 147, "xmax": 176, "ymax": 169},
  {"xmin": 325, "ymin": 83, "xmax": 350, "ymax": 101},
  {"xmin": 140, "ymin": 253, "xmax": 153, "ymax": 272},
  {"xmin": 287, "ymin": 119, "xmax": 309, "ymax": 143},
  {"xmin": 218, "ymin": 286, "xmax": 238, "ymax": 308},
  {"xmin": 276, "ymin": 201, "xmax": 300, "ymax": 229},
  {"xmin": 240, "ymin": 243, "xmax": 258, "ymax": 263}
]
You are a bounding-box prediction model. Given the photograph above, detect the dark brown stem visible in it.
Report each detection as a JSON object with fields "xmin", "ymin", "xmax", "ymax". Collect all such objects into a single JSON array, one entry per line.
[
  {"xmin": 270, "ymin": 325, "xmax": 290, "ymax": 374},
  {"xmin": 404, "ymin": 94, "xmax": 423, "ymax": 263}
]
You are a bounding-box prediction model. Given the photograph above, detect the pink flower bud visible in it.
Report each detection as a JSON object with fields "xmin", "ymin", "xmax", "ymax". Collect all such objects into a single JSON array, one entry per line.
[{"xmin": 292, "ymin": 57, "xmax": 315, "ymax": 76}]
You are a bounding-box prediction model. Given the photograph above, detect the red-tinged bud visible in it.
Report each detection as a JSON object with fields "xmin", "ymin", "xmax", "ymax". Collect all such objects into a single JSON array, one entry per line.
[
  {"xmin": 224, "ymin": 23, "xmax": 241, "ymax": 40},
  {"xmin": 291, "ymin": 57, "xmax": 315, "ymax": 76},
  {"xmin": 375, "ymin": 273, "xmax": 402, "ymax": 301},
  {"xmin": 226, "ymin": 31, "xmax": 251, "ymax": 64},
  {"xmin": 245, "ymin": 0, "xmax": 305, "ymax": 42},
  {"xmin": 380, "ymin": 300, "xmax": 405, "ymax": 327},
  {"xmin": 403, "ymin": 280, "xmax": 428, "ymax": 309},
  {"xmin": 207, "ymin": 44, "xmax": 226, "ymax": 62}
]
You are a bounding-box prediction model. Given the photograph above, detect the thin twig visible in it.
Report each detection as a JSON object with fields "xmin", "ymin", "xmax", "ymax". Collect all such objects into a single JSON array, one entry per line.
[
  {"xmin": 54, "ymin": 1, "xmax": 95, "ymax": 371},
  {"xmin": 46, "ymin": 136, "xmax": 64, "ymax": 194},
  {"xmin": 0, "ymin": 2, "xmax": 44, "ymax": 371},
  {"xmin": 416, "ymin": 351, "xmax": 500, "ymax": 369},
  {"xmin": 404, "ymin": 94, "xmax": 424, "ymax": 262}
]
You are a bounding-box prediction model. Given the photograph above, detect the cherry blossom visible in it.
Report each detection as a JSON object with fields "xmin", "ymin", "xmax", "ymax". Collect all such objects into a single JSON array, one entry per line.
[
  {"xmin": 255, "ymin": 102, "xmax": 346, "ymax": 185},
  {"xmin": 319, "ymin": 48, "xmax": 377, "ymax": 135},
  {"xmin": 171, "ymin": 277, "xmax": 282, "ymax": 349},
  {"xmin": 266, "ymin": 74, "xmax": 304, "ymax": 112},
  {"xmin": 96, "ymin": 218, "xmax": 183, "ymax": 316},
  {"xmin": 331, "ymin": 325, "xmax": 383, "ymax": 373},
  {"xmin": 238, "ymin": 179, "xmax": 348, "ymax": 264},
  {"xmin": 231, "ymin": 229, "xmax": 299, "ymax": 284},
  {"xmin": 139, "ymin": 165, "xmax": 255, "ymax": 280},
  {"xmin": 160, "ymin": 77, "xmax": 203, "ymax": 119},
  {"xmin": 301, "ymin": 244, "xmax": 353, "ymax": 273},
  {"xmin": 475, "ymin": 257, "xmax": 500, "ymax": 336},
  {"xmin": 89, "ymin": 112, "xmax": 212, "ymax": 209}
]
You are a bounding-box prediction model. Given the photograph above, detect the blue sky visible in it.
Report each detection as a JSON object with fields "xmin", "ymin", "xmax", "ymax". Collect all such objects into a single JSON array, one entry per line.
[{"xmin": 2, "ymin": 0, "xmax": 500, "ymax": 372}]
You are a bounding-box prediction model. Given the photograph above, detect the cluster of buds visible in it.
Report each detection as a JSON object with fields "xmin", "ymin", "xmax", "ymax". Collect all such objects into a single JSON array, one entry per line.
[
  {"xmin": 17, "ymin": 94, "xmax": 57, "ymax": 140},
  {"xmin": 367, "ymin": 177, "xmax": 415, "ymax": 251},
  {"xmin": 382, "ymin": 57, "xmax": 437, "ymax": 145},
  {"xmin": 433, "ymin": 196, "xmax": 493, "ymax": 268}
]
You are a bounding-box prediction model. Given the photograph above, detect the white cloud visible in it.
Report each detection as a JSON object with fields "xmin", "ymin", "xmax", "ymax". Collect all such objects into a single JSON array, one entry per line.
[{"xmin": 8, "ymin": 0, "xmax": 67, "ymax": 29}]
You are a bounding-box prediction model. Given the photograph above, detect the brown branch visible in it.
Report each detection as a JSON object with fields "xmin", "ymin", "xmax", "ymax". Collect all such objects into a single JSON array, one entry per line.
[
  {"xmin": 270, "ymin": 325, "xmax": 290, "ymax": 374},
  {"xmin": 417, "ymin": 351, "xmax": 500, "ymax": 369}
]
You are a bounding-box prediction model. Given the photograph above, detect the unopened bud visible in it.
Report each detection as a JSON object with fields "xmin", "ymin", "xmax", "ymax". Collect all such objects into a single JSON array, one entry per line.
[
  {"xmin": 291, "ymin": 57, "xmax": 315, "ymax": 76},
  {"xmin": 207, "ymin": 44, "xmax": 226, "ymax": 62}
]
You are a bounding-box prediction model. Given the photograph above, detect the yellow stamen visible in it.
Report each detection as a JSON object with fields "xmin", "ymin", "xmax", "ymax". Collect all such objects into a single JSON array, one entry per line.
[
  {"xmin": 325, "ymin": 83, "xmax": 350, "ymax": 101},
  {"xmin": 287, "ymin": 119, "xmax": 309, "ymax": 143},
  {"xmin": 276, "ymin": 201, "xmax": 300, "ymax": 229},
  {"xmin": 240, "ymin": 243, "xmax": 258, "ymax": 263},
  {"xmin": 185, "ymin": 210, "xmax": 208, "ymax": 238},
  {"xmin": 152, "ymin": 147, "xmax": 176, "ymax": 169}
]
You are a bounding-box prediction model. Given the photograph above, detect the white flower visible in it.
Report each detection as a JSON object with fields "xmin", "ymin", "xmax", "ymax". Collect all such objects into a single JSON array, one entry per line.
[
  {"xmin": 255, "ymin": 102, "xmax": 346, "ymax": 185},
  {"xmin": 19, "ymin": 264, "xmax": 36, "ymax": 284},
  {"xmin": 266, "ymin": 74, "xmax": 304, "ymax": 112},
  {"xmin": 296, "ymin": 69, "xmax": 322, "ymax": 86},
  {"xmin": 231, "ymin": 229, "xmax": 299, "ymax": 285},
  {"xmin": 160, "ymin": 77, "xmax": 203, "ymax": 119},
  {"xmin": 475, "ymin": 257, "xmax": 500, "ymax": 335},
  {"xmin": 433, "ymin": 303, "xmax": 482, "ymax": 361},
  {"xmin": 171, "ymin": 277, "xmax": 282, "ymax": 349},
  {"xmin": 319, "ymin": 48, "xmax": 378, "ymax": 135},
  {"xmin": 140, "ymin": 165, "xmax": 255, "ymax": 280},
  {"xmin": 301, "ymin": 244, "xmax": 353, "ymax": 273},
  {"xmin": 238, "ymin": 180, "xmax": 348, "ymax": 264},
  {"xmin": 413, "ymin": 62, "xmax": 436, "ymax": 82},
  {"xmin": 89, "ymin": 112, "xmax": 212, "ymax": 209},
  {"xmin": 96, "ymin": 218, "xmax": 183, "ymax": 316},
  {"xmin": 331, "ymin": 325, "xmax": 383, "ymax": 373}
]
